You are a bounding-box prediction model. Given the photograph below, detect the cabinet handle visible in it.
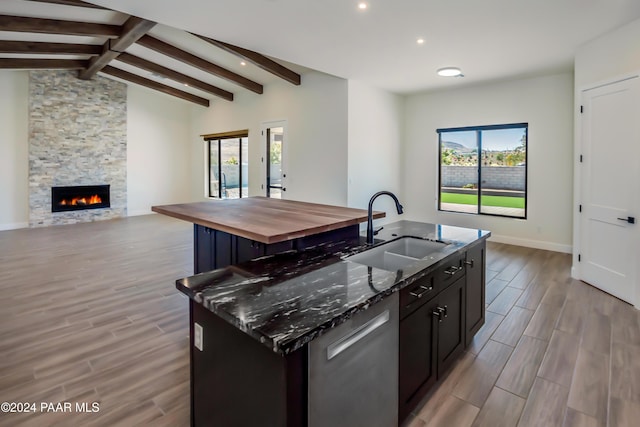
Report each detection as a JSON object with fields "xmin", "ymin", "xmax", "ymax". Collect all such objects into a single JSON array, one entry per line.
[
  {"xmin": 464, "ymin": 259, "xmax": 474, "ymax": 267},
  {"xmin": 444, "ymin": 266, "xmax": 461, "ymax": 275},
  {"xmin": 409, "ymin": 285, "xmax": 433, "ymax": 299},
  {"xmin": 433, "ymin": 306, "xmax": 447, "ymax": 322}
]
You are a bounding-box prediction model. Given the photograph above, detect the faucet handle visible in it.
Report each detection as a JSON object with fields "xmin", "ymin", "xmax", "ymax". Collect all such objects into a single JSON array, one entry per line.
[{"xmin": 373, "ymin": 226, "xmax": 384, "ymax": 236}]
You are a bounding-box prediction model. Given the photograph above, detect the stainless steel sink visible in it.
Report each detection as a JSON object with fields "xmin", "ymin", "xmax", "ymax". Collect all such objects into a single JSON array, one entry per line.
[{"xmin": 346, "ymin": 237, "xmax": 449, "ymax": 271}]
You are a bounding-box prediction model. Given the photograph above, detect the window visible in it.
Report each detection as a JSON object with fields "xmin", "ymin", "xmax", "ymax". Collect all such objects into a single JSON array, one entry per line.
[
  {"xmin": 203, "ymin": 130, "xmax": 249, "ymax": 199},
  {"xmin": 438, "ymin": 123, "xmax": 527, "ymax": 218}
]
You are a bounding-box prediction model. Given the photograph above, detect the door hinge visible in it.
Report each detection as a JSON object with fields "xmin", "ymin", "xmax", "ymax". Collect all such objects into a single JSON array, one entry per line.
[
  {"xmin": 579, "ymin": 204, "xmax": 582, "ymax": 213},
  {"xmin": 578, "ymin": 254, "xmax": 581, "ymax": 262},
  {"xmin": 580, "ymin": 105, "xmax": 584, "ymax": 113}
]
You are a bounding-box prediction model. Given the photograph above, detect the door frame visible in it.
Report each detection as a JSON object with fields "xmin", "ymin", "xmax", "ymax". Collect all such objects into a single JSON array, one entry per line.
[
  {"xmin": 261, "ymin": 119, "xmax": 288, "ymax": 198},
  {"xmin": 572, "ymin": 71, "xmax": 640, "ymax": 309}
]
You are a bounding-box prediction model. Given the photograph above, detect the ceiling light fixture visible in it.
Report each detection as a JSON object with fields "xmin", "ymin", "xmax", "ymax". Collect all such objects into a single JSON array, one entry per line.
[
  {"xmin": 240, "ymin": 61, "xmax": 246, "ymax": 66},
  {"xmin": 358, "ymin": 2, "xmax": 368, "ymax": 10},
  {"xmin": 416, "ymin": 38, "xmax": 425, "ymax": 45},
  {"xmin": 437, "ymin": 67, "xmax": 464, "ymax": 77}
]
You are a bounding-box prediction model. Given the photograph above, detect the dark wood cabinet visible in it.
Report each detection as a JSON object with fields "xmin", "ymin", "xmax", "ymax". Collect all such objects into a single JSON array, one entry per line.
[
  {"xmin": 436, "ymin": 275, "xmax": 465, "ymax": 376},
  {"xmin": 194, "ymin": 225, "xmax": 294, "ymax": 273},
  {"xmin": 398, "ymin": 241, "xmax": 485, "ymax": 424},
  {"xmin": 399, "ymin": 293, "xmax": 437, "ymax": 422},
  {"xmin": 193, "ymin": 224, "xmax": 360, "ymax": 274},
  {"xmin": 464, "ymin": 242, "xmax": 485, "ymax": 346}
]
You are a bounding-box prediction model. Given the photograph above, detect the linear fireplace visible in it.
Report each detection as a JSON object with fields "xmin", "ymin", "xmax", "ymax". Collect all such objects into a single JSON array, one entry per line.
[{"xmin": 51, "ymin": 185, "xmax": 111, "ymax": 213}]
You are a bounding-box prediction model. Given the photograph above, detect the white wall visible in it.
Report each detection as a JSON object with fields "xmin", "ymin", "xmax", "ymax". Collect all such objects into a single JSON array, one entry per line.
[
  {"xmin": 403, "ymin": 73, "xmax": 574, "ymax": 252},
  {"xmin": 189, "ymin": 71, "xmax": 349, "ymax": 206},
  {"xmin": 0, "ymin": 71, "xmax": 194, "ymax": 228},
  {"xmin": 574, "ymin": 18, "xmax": 640, "ymax": 88},
  {"xmin": 347, "ymin": 80, "xmax": 404, "ymax": 226},
  {"xmin": 127, "ymin": 85, "xmax": 193, "ymax": 216},
  {"xmin": 0, "ymin": 71, "xmax": 29, "ymax": 230}
]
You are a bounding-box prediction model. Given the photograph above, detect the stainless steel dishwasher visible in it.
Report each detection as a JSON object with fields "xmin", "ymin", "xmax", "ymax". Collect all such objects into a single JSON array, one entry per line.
[{"xmin": 308, "ymin": 292, "xmax": 399, "ymax": 427}]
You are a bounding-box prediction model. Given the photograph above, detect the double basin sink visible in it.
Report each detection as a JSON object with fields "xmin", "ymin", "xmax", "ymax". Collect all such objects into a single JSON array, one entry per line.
[{"xmin": 346, "ymin": 237, "xmax": 449, "ymax": 271}]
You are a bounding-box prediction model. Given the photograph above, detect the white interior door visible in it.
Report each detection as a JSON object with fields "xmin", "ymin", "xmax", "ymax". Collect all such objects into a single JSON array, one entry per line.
[{"xmin": 580, "ymin": 75, "xmax": 640, "ymax": 306}]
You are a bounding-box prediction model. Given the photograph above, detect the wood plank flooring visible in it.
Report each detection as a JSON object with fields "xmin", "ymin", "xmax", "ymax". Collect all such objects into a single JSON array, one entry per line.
[
  {"xmin": 406, "ymin": 242, "xmax": 640, "ymax": 427},
  {"xmin": 0, "ymin": 215, "xmax": 193, "ymax": 427},
  {"xmin": 1, "ymin": 215, "xmax": 639, "ymax": 426}
]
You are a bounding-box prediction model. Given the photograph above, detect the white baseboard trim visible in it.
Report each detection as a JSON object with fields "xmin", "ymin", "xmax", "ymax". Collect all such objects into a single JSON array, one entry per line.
[
  {"xmin": 488, "ymin": 234, "xmax": 572, "ymax": 254},
  {"xmin": 127, "ymin": 210, "xmax": 155, "ymax": 217},
  {"xmin": 0, "ymin": 222, "xmax": 29, "ymax": 231}
]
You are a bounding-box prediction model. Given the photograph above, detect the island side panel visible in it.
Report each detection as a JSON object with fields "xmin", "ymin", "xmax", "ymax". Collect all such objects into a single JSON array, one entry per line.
[{"xmin": 190, "ymin": 301, "xmax": 306, "ymax": 427}]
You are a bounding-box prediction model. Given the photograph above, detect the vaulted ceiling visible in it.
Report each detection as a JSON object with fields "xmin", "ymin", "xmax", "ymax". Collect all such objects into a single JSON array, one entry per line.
[
  {"xmin": 3, "ymin": 0, "xmax": 640, "ymax": 106},
  {"xmin": 89, "ymin": 0, "xmax": 640, "ymax": 94},
  {"xmin": 0, "ymin": 0, "xmax": 307, "ymax": 107}
]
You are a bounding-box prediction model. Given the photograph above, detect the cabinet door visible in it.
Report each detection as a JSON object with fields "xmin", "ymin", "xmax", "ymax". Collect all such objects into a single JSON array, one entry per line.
[
  {"xmin": 465, "ymin": 242, "xmax": 485, "ymax": 346},
  {"xmin": 436, "ymin": 276, "xmax": 465, "ymax": 377},
  {"xmin": 399, "ymin": 299, "xmax": 437, "ymax": 422},
  {"xmin": 194, "ymin": 225, "xmax": 215, "ymax": 274}
]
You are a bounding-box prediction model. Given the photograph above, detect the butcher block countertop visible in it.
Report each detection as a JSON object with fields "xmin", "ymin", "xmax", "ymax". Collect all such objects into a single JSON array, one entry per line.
[{"xmin": 151, "ymin": 197, "xmax": 384, "ymax": 244}]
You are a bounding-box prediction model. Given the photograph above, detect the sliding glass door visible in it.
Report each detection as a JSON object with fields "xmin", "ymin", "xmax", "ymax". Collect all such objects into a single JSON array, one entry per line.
[{"xmin": 206, "ymin": 132, "xmax": 248, "ymax": 199}]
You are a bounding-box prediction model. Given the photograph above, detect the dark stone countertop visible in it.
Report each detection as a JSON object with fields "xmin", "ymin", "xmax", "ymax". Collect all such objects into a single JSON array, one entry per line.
[{"xmin": 176, "ymin": 220, "xmax": 490, "ymax": 355}]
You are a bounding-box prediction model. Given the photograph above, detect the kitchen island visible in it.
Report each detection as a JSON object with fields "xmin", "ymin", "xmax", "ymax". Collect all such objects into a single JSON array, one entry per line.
[
  {"xmin": 152, "ymin": 197, "xmax": 384, "ymax": 273},
  {"xmin": 177, "ymin": 220, "xmax": 490, "ymax": 426}
]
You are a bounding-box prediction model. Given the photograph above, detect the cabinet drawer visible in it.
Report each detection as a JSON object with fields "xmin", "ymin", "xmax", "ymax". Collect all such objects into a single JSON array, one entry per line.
[
  {"xmin": 400, "ymin": 274, "xmax": 436, "ymax": 319},
  {"xmin": 434, "ymin": 253, "xmax": 465, "ymax": 289}
]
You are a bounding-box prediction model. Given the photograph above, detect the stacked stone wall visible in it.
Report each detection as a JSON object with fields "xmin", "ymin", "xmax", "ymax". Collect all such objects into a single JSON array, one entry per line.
[{"xmin": 29, "ymin": 71, "xmax": 127, "ymax": 227}]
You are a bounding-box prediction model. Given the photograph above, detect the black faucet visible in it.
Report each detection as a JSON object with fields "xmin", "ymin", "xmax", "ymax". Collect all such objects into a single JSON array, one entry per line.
[{"xmin": 366, "ymin": 191, "xmax": 404, "ymax": 244}]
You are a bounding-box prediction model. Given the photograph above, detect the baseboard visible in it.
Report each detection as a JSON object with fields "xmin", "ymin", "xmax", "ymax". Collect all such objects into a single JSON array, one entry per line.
[
  {"xmin": 127, "ymin": 210, "xmax": 155, "ymax": 217},
  {"xmin": 0, "ymin": 222, "xmax": 29, "ymax": 231},
  {"xmin": 488, "ymin": 234, "xmax": 572, "ymax": 254}
]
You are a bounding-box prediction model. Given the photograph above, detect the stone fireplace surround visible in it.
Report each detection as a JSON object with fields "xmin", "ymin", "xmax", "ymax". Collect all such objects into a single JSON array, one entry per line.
[{"xmin": 28, "ymin": 71, "xmax": 127, "ymax": 227}]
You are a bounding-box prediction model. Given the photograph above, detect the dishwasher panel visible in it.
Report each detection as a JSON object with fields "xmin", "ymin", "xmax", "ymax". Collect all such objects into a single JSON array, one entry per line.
[{"xmin": 308, "ymin": 292, "xmax": 399, "ymax": 427}]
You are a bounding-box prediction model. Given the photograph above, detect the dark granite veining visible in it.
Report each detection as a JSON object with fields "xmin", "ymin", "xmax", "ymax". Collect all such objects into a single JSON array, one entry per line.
[{"xmin": 176, "ymin": 220, "xmax": 490, "ymax": 355}]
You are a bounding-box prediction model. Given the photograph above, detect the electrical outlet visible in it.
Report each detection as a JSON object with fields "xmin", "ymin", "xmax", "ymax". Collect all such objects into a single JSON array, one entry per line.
[{"xmin": 194, "ymin": 322, "xmax": 203, "ymax": 351}]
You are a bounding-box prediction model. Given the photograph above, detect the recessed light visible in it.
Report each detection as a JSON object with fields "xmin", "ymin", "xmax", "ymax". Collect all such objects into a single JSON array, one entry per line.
[
  {"xmin": 416, "ymin": 38, "xmax": 425, "ymax": 45},
  {"xmin": 240, "ymin": 61, "xmax": 246, "ymax": 66},
  {"xmin": 437, "ymin": 67, "xmax": 464, "ymax": 77},
  {"xmin": 358, "ymin": 2, "xmax": 368, "ymax": 10}
]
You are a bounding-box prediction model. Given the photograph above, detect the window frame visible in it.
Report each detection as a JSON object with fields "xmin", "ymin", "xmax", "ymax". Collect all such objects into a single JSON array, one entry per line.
[{"xmin": 437, "ymin": 123, "xmax": 528, "ymax": 219}]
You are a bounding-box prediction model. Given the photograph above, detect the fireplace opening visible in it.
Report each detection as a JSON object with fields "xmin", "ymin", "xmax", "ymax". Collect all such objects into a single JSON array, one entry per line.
[{"xmin": 52, "ymin": 185, "xmax": 110, "ymax": 212}]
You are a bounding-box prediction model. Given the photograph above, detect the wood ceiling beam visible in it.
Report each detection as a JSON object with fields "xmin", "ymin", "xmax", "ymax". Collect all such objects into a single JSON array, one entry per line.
[
  {"xmin": 0, "ymin": 58, "xmax": 87, "ymax": 69},
  {"xmin": 117, "ymin": 52, "xmax": 233, "ymax": 101},
  {"xmin": 0, "ymin": 40, "xmax": 102, "ymax": 55},
  {"xmin": 23, "ymin": 0, "xmax": 108, "ymax": 9},
  {"xmin": 137, "ymin": 35, "xmax": 263, "ymax": 94},
  {"xmin": 0, "ymin": 15, "xmax": 120, "ymax": 38},
  {"xmin": 101, "ymin": 66, "xmax": 210, "ymax": 107},
  {"xmin": 196, "ymin": 35, "xmax": 301, "ymax": 86},
  {"xmin": 79, "ymin": 16, "xmax": 156, "ymax": 80}
]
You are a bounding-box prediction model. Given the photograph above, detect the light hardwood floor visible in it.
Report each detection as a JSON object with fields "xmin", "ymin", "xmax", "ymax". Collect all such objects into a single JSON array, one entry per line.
[{"xmin": 1, "ymin": 215, "xmax": 638, "ymax": 426}]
